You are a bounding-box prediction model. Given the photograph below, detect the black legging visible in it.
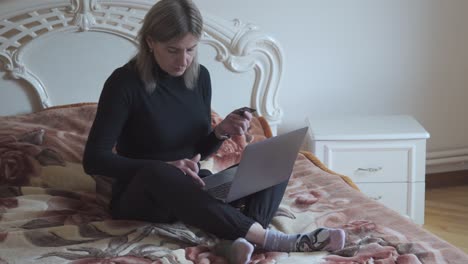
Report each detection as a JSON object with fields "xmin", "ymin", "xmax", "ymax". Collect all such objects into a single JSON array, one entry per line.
[{"xmin": 110, "ymin": 162, "xmax": 288, "ymax": 240}]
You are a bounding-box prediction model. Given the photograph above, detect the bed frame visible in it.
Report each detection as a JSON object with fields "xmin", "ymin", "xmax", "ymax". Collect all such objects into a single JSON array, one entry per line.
[{"xmin": 0, "ymin": 0, "xmax": 284, "ymax": 134}]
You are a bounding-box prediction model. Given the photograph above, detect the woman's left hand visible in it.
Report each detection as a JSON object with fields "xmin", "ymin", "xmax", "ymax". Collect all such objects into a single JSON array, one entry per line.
[
  {"xmin": 214, "ymin": 108, "xmax": 253, "ymax": 139},
  {"xmin": 166, "ymin": 154, "xmax": 205, "ymax": 188}
]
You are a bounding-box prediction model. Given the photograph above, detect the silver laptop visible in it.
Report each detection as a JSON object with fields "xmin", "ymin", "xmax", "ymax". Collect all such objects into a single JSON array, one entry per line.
[{"xmin": 202, "ymin": 127, "xmax": 308, "ymax": 203}]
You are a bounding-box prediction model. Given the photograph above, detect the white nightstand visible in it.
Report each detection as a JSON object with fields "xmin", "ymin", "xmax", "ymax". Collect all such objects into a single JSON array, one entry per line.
[{"xmin": 308, "ymin": 115, "xmax": 430, "ymax": 224}]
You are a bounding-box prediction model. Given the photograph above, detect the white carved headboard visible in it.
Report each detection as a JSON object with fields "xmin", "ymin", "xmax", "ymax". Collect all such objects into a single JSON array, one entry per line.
[{"xmin": 0, "ymin": 0, "xmax": 284, "ymax": 134}]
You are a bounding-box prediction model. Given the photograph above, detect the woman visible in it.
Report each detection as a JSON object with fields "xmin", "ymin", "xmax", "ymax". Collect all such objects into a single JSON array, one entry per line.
[{"xmin": 83, "ymin": 0, "xmax": 345, "ymax": 263}]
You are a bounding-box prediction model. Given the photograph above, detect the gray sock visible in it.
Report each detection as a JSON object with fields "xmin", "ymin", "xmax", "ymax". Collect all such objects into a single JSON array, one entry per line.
[
  {"xmin": 214, "ymin": 238, "xmax": 254, "ymax": 264},
  {"xmin": 262, "ymin": 228, "xmax": 345, "ymax": 252}
]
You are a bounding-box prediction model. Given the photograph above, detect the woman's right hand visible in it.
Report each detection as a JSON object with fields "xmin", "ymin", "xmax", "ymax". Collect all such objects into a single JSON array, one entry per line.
[{"xmin": 166, "ymin": 153, "xmax": 205, "ymax": 188}]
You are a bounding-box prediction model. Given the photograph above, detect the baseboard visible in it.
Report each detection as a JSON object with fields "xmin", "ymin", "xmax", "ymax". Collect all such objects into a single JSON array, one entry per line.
[{"xmin": 426, "ymin": 148, "xmax": 468, "ymax": 174}]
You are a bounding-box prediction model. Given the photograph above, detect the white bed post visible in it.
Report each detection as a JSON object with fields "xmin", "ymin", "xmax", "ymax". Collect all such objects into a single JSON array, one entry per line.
[{"xmin": 201, "ymin": 16, "xmax": 284, "ymax": 135}]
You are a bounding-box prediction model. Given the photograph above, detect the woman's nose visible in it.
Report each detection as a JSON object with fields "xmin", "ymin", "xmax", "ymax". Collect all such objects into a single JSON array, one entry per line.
[{"xmin": 177, "ymin": 52, "xmax": 187, "ymax": 66}]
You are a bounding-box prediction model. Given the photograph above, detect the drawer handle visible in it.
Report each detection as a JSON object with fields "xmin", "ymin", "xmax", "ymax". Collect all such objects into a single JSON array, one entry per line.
[
  {"xmin": 370, "ymin": 195, "xmax": 383, "ymax": 201},
  {"xmin": 356, "ymin": 167, "xmax": 382, "ymax": 173}
]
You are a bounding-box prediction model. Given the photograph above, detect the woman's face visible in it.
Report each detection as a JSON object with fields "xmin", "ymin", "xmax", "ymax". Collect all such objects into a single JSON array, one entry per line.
[{"xmin": 146, "ymin": 33, "xmax": 199, "ymax": 77}]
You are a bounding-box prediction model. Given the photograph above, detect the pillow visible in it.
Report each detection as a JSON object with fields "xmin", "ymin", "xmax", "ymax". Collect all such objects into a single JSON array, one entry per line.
[{"xmin": 0, "ymin": 104, "xmax": 97, "ymax": 192}]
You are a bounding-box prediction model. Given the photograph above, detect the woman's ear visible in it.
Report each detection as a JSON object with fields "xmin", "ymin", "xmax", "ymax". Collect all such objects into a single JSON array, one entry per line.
[{"xmin": 145, "ymin": 36, "xmax": 153, "ymax": 51}]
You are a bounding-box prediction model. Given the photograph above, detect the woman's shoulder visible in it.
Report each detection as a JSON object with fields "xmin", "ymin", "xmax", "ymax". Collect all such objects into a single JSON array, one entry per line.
[
  {"xmin": 109, "ymin": 61, "xmax": 140, "ymax": 82},
  {"xmin": 199, "ymin": 64, "xmax": 209, "ymax": 76},
  {"xmin": 198, "ymin": 64, "xmax": 211, "ymax": 86},
  {"xmin": 102, "ymin": 60, "xmax": 143, "ymax": 99}
]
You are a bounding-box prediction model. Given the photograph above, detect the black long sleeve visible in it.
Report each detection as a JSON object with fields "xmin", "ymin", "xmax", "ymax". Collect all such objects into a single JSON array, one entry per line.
[{"xmin": 83, "ymin": 63, "xmax": 223, "ymax": 182}]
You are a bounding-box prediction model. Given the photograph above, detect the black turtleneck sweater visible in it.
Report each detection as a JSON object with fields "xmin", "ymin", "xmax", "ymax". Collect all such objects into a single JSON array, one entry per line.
[{"xmin": 83, "ymin": 62, "xmax": 222, "ymax": 198}]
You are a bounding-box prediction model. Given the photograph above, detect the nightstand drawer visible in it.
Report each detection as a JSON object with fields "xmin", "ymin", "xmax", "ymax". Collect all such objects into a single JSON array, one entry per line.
[
  {"xmin": 329, "ymin": 145, "xmax": 409, "ymax": 183},
  {"xmin": 357, "ymin": 182, "xmax": 425, "ymax": 223},
  {"xmin": 357, "ymin": 182, "xmax": 409, "ymax": 215},
  {"xmin": 314, "ymin": 139, "xmax": 427, "ymax": 183}
]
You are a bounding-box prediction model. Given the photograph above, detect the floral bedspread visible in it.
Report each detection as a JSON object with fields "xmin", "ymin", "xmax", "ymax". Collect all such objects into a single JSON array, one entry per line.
[{"xmin": 1, "ymin": 104, "xmax": 467, "ymax": 264}]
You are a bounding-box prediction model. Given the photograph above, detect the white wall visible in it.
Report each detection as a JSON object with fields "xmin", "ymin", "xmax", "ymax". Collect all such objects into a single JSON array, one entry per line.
[
  {"xmin": 195, "ymin": 0, "xmax": 468, "ymax": 173},
  {"xmin": 1, "ymin": 0, "xmax": 467, "ymax": 173}
]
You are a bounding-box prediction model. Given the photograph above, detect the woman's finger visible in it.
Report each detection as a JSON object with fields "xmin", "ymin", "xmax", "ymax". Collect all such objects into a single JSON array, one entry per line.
[
  {"xmin": 234, "ymin": 119, "xmax": 249, "ymax": 134},
  {"xmin": 186, "ymin": 170, "xmax": 205, "ymax": 187},
  {"xmin": 242, "ymin": 111, "xmax": 253, "ymax": 121},
  {"xmin": 184, "ymin": 159, "xmax": 199, "ymax": 174},
  {"xmin": 241, "ymin": 119, "xmax": 250, "ymax": 132},
  {"xmin": 226, "ymin": 118, "xmax": 249, "ymax": 134}
]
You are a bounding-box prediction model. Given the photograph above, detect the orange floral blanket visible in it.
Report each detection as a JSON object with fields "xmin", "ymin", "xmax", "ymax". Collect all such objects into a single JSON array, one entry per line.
[{"xmin": 1, "ymin": 104, "xmax": 467, "ymax": 264}]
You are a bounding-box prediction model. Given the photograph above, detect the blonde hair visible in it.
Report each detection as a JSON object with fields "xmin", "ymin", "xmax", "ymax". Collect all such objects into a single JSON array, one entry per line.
[{"xmin": 134, "ymin": 0, "xmax": 203, "ymax": 93}]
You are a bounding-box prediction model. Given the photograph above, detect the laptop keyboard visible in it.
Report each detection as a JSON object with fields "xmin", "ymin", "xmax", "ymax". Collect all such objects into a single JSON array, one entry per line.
[{"xmin": 206, "ymin": 181, "xmax": 233, "ymax": 199}]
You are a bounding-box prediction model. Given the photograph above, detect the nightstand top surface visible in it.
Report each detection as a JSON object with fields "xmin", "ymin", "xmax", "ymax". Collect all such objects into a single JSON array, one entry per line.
[{"xmin": 308, "ymin": 115, "xmax": 430, "ymax": 140}]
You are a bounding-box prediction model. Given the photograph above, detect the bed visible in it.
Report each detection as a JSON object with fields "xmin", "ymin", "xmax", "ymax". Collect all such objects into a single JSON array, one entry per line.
[{"xmin": 1, "ymin": 1, "xmax": 468, "ymax": 263}]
